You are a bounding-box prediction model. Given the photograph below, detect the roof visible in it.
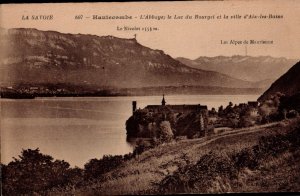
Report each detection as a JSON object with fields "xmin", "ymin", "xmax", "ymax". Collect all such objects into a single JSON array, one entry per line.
[{"xmin": 145, "ymin": 104, "xmax": 207, "ymax": 111}]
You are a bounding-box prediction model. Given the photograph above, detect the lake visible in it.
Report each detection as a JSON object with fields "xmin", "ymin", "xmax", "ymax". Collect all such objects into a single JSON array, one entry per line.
[{"xmin": 1, "ymin": 94, "xmax": 259, "ymax": 167}]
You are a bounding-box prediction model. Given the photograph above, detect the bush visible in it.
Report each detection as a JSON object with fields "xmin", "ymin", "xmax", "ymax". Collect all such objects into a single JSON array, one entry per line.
[
  {"xmin": 231, "ymin": 148, "xmax": 259, "ymax": 170},
  {"xmin": 84, "ymin": 155, "xmax": 124, "ymax": 179},
  {"xmin": 159, "ymin": 121, "xmax": 174, "ymax": 142},
  {"xmin": 238, "ymin": 115, "xmax": 255, "ymax": 127},
  {"xmin": 158, "ymin": 152, "xmax": 237, "ymax": 194},
  {"xmin": 158, "ymin": 119, "xmax": 300, "ymax": 194},
  {"xmin": 133, "ymin": 139, "xmax": 154, "ymax": 156},
  {"xmin": 287, "ymin": 110, "xmax": 299, "ymax": 119},
  {"xmin": 2, "ymin": 148, "xmax": 138, "ymax": 195},
  {"xmin": 2, "ymin": 148, "xmax": 78, "ymax": 195}
]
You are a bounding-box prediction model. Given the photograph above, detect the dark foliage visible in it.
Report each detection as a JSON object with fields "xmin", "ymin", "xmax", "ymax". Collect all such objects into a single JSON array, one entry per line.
[
  {"xmin": 158, "ymin": 119, "xmax": 300, "ymax": 194},
  {"xmin": 279, "ymin": 93, "xmax": 300, "ymax": 113},
  {"xmin": 231, "ymin": 148, "xmax": 259, "ymax": 170},
  {"xmin": 126, "ymin": 109, "xmax": 151, "ymax": 138},
  {"xmin": 126, "ymin": 109, "xmax": 163, "ymax": 138},
  {"xmin": 84, "ymin": 155, "xmax": 124, "ymax": 179},
  {"xmin": 2, "ymin": 149, "xmax": 139, "ymax": 195},
  {"xmin": 2, "ymin": 148, "xmax": 82, "ymax": 195},
  {"xmin": 217, "ymin": 101, "xmax": 259, "ymax": 128},
  {"xmin": 158, "ymin": 152, "xmax": 237, "ymax": 194},
  {"xmin": 238, "ymin": 115, "xmax": 254, "ymax": 127},
  {"xmin": 175, "ymin": 112, "xmax": 199, "ymax": 138},
  {"xmin": 132, "ymin": 139, "xmax": 154, "ymax": 157},
  {"xmin": 126, "ymin": 107, "xmax": 180, "ymax": 141}
]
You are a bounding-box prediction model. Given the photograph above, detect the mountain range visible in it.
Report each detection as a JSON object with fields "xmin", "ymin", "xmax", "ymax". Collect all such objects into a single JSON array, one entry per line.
[
  {"xmin": 176, "ymin": 56, "xmax": 297, "ymax": 87},
  {"xmin": 0, "ymin": 28, "xmax": 254, "ymax": 90},
  {"xmin": 1, "ymin": 28, "xmax": 298, "ymax": 95}
]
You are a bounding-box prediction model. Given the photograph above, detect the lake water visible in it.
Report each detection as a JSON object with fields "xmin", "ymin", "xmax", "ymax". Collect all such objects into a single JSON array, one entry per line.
[{"xmin": 1, "ymin": 94, "xmax": 259, "ymax": 167}]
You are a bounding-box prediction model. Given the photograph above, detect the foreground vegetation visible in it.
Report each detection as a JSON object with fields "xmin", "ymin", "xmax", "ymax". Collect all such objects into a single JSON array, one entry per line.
[
  {"xmin": 158, "ymin": 119, "xmax": 300, "ymax": 193},
  {"xmin": 2, "ymin": 118, "xmax": 299, "ymax": 195},
  {"xmin": 77, "ymin": 118, "xmax": 300, "ymax": 195}
]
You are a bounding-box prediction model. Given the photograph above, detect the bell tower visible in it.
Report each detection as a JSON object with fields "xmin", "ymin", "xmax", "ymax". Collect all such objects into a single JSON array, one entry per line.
[
  {"xmin": 132, "ymin": 101, "xmax": 137, "ymax": 114},
  {"xmin": 161, "ymin": 94, "xmax": 166, "ymax": 106}
]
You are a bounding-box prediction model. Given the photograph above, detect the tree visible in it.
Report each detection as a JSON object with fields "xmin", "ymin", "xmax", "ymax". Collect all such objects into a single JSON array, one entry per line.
[
  {"xmin": 159, "ymin": 121, "xmax": 174, "ymax": 142},
  {"xmin": 2, "ymin": 148, "xmax": 74, "ymax": 195},
  {"xmin": 224, "ymin": 101, "xmax": 234, "ymax": 114},
  {"xmin": 133, "ymin": 139, "xmax": 153, "ymax": 157},
  {"xmin": 218, "ymin": 105, "xmax": 224, "ymax": 116},
  {"xmin": 209, "ymin": 107, "xmax": 217, "ymax": 116},
  {"xmin": 239, "ymin": 115, "xmax": 254, "ymax": 127},
  {"xmin": 258, "ymin": 92, "xmax": 286, "ymax": 123},
  {"xmin": 84, "ymin": 155, "xmax": 124, "ymax": 179}
]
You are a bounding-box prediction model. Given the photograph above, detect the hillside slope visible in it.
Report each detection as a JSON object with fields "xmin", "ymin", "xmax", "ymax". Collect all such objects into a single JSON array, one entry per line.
[
  {"xmin": 52, "ymin": 119, "xmax": 299, "ymax": 194},
  {"xmin": 258, "ymin": 61, "xmax": 300, "ymax": 102},
  {"xmin": 0, "ymin": 28, "xmax": 252, "ymax": 89}
]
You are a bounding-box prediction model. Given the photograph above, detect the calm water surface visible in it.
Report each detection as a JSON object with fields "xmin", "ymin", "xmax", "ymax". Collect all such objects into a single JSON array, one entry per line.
[{"xmin": 1, "ymin": 94, "xmax": 259, "ymax": 167}]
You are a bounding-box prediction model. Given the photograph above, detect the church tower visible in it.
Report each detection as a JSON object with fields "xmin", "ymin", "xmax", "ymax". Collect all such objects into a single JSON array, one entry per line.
[
  {"xmin": 161, "ymin": 94, "xmax": 166, "ymax": 106},
  {"xmin": 132, "ymin": 101, "xmax": 137, "ymax": 114}
]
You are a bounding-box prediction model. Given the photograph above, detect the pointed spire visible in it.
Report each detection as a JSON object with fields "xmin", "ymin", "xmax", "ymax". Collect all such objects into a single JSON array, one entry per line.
[{"xmin": 162, "ymin": 94, "xmax": 166, "ymax": 106}]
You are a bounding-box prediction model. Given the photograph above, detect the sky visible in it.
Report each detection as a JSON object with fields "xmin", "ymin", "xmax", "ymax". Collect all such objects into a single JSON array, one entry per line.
[{"xmin": 1, "ymin": 1, "xmax": 300, "ymax": 59}]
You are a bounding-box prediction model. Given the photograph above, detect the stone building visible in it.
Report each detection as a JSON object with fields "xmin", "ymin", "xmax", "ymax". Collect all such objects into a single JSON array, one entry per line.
[{"xmin": 132, "ymin": 95, "xmax": 209, "ymax": 136}]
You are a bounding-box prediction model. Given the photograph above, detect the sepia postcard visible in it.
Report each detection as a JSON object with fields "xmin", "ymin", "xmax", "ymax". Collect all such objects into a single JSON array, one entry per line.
[{"xmin": 1, "ymin": 1, "xmax": 300, "ymax": 195}]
